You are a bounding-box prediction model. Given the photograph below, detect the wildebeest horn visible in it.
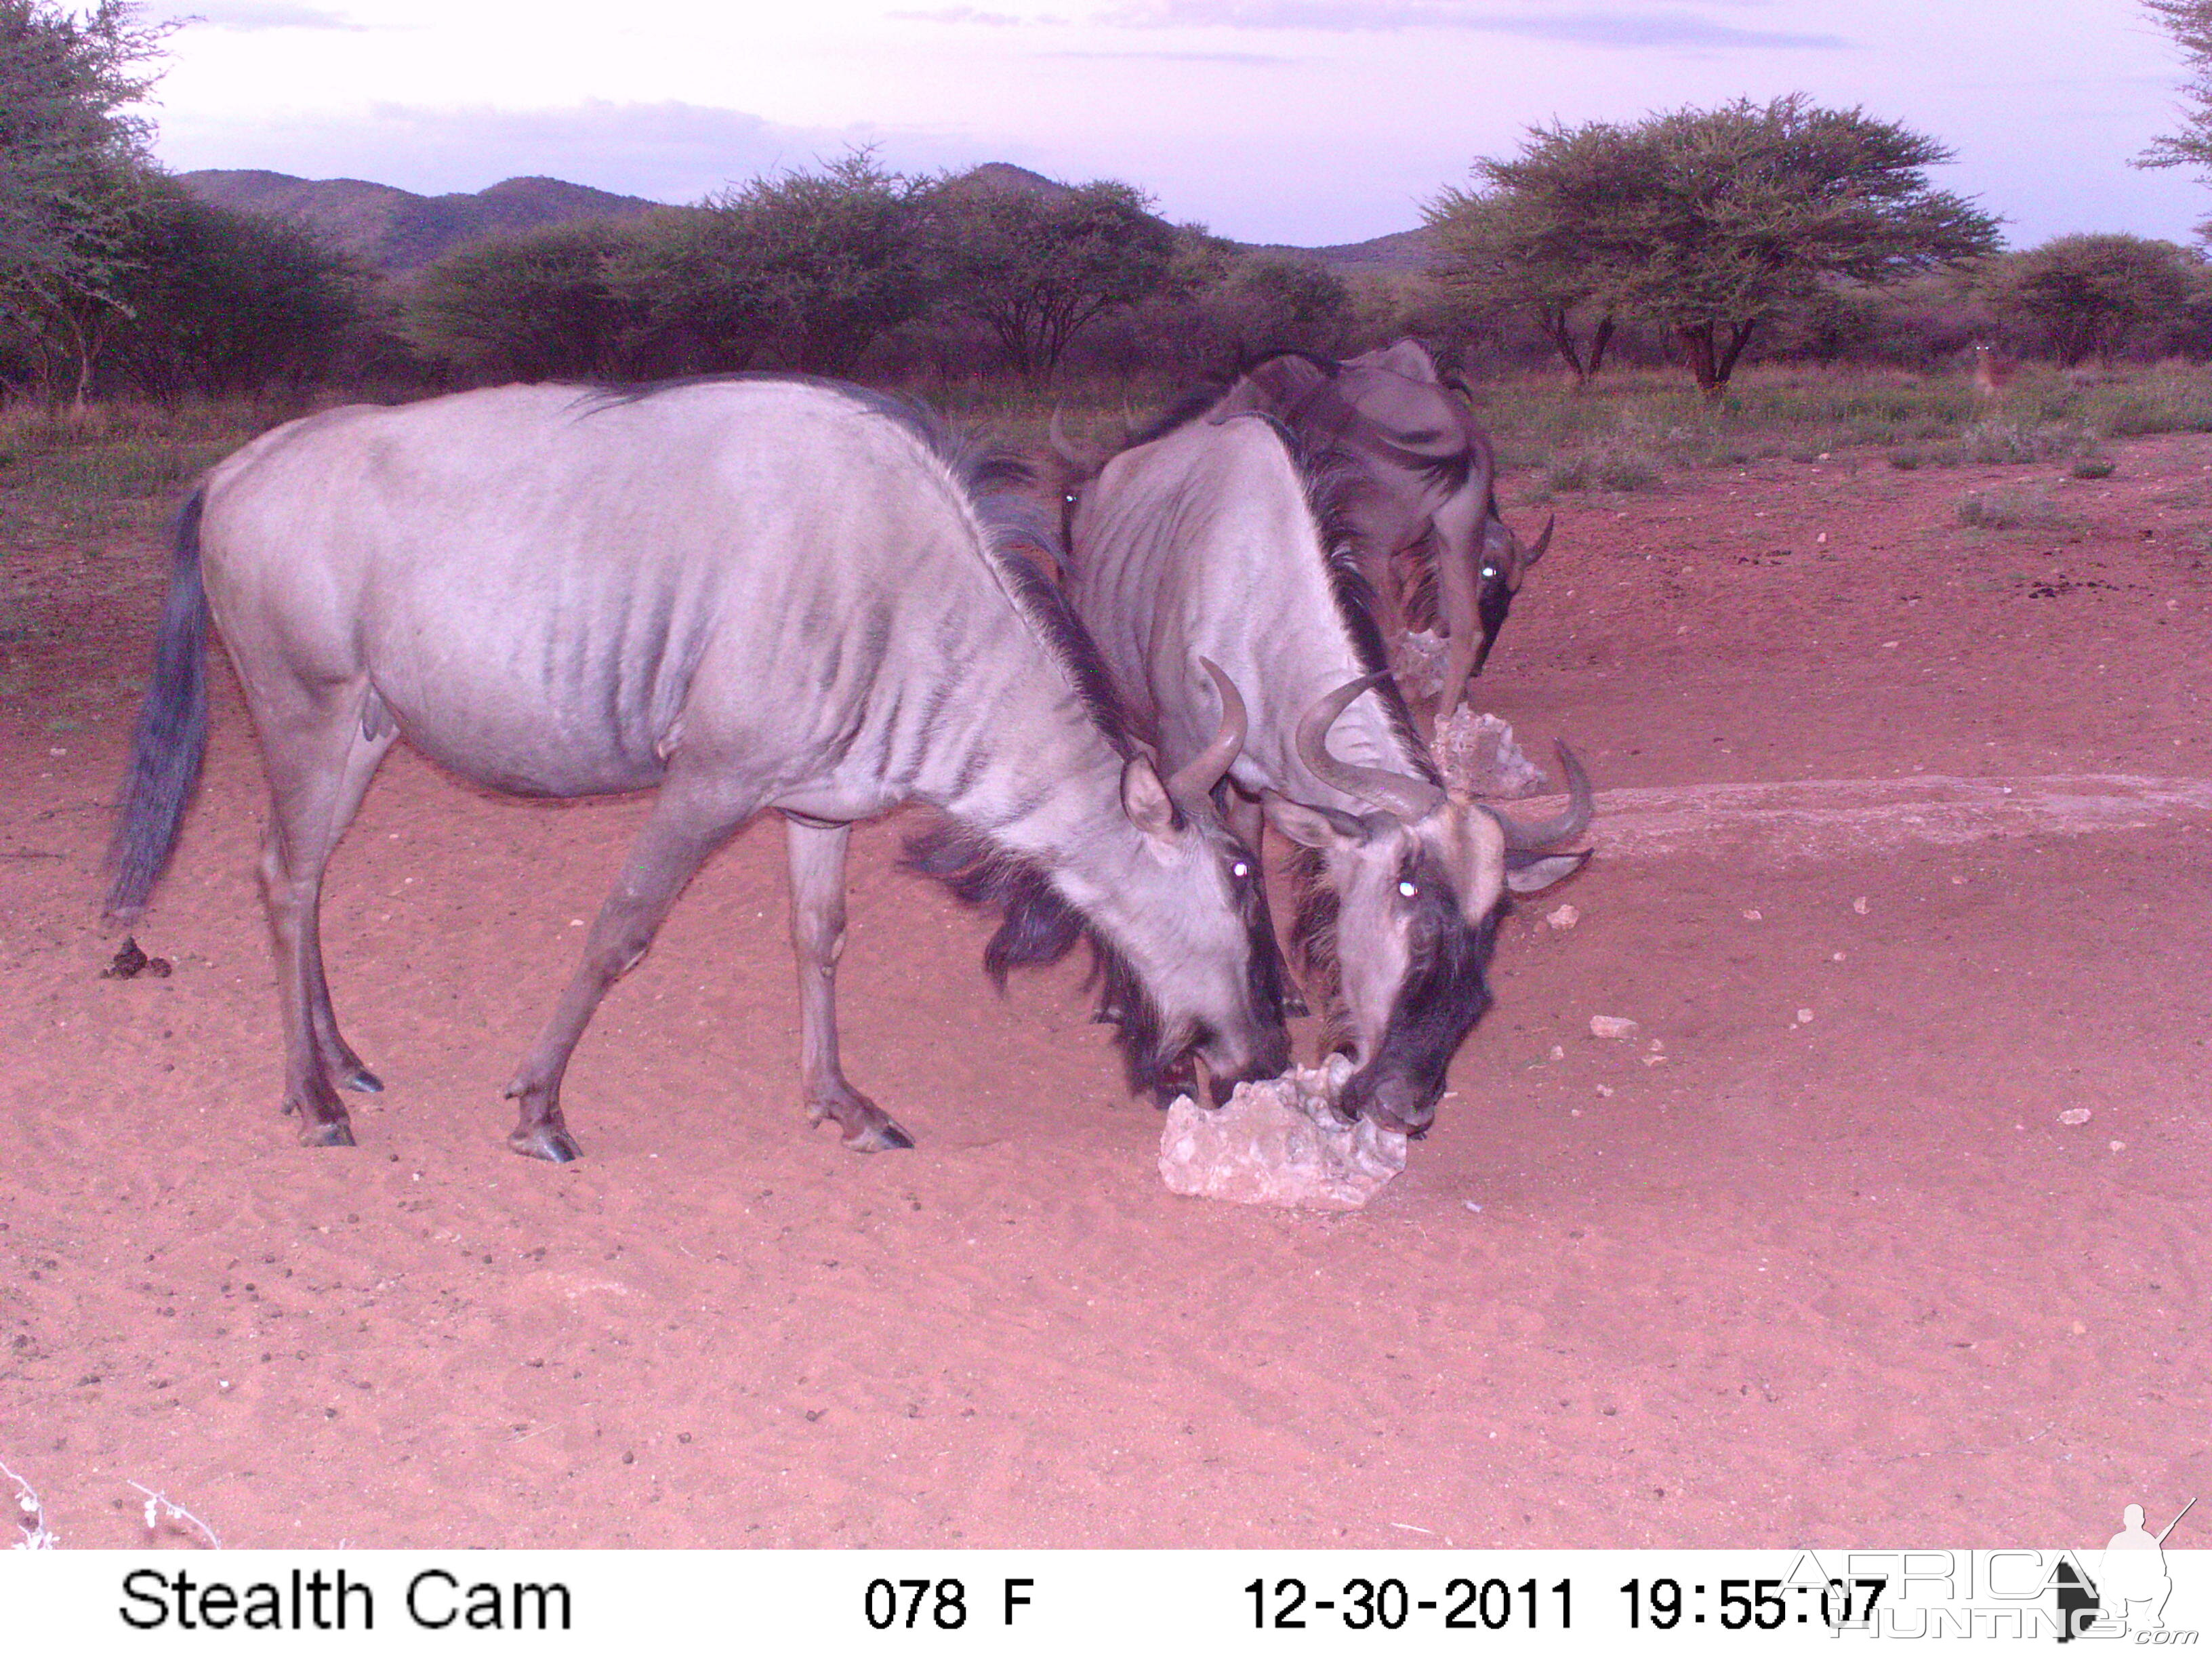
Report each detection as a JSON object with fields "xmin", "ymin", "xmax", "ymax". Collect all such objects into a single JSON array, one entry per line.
[
  {"xmin": 1522, "ymin": 512, "xmax": 1555, "ymax": 567},
  {"xmin": 1047, "ymin": 407, "xmax": 1086, "ymax": 471},
  {"xmin": 1488, "ymin": 741, "xmax": 1593, "ymax": 851},
  {"xmin": 1295, "ymin": 673, "xmax": 1445, "ymax": 821},
  {"xmin": 1166, "ymin": 657, "xmax": 1247, "ymax": 808}
]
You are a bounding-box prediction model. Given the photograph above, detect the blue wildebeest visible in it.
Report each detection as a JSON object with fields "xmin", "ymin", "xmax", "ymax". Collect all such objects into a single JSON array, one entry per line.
[
  {"xmin": 1061, "ymin": 407, "xmax": 1591, "ymax": 1136},
  {"xmin": 104, "ymin": 377, "xmax": 1290, "ymax": 1161},
  {"xmin": 1059, "ymin": 340, "xmax": 1550, "ymax": 714}
]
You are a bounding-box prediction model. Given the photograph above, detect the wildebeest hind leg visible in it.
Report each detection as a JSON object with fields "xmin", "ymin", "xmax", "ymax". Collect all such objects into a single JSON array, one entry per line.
[
  {"xmin": 502, "ymin": 774, "xmax": 754, "ymax": 1163},
  {"xmin": 253, "ymin": 692, "xmax": 396, "ymax": 1146},
  {"xmin": 786, "ymin": 817, "xmax": 912, "ymax": 1151}
]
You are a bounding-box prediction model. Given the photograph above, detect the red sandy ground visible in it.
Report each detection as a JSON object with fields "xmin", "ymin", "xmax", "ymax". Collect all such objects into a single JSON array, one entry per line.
[{"xmin": 1, "ymin": 431, "xmax": 2205, "ymax": 1551}]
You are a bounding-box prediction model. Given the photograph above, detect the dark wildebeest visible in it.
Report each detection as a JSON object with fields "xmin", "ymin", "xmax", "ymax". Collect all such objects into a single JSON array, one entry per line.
[
  {"xmin": 1056, "ymin": 339, "xmax": 1551, "ymax": 715},
  {"xmin": 1061, "ymin": 405, "xmax": 1592, "ymax": 1137},
  {"xmin": 104, "ymin": 377, "xmax": 1290, "ymax": 1161}
]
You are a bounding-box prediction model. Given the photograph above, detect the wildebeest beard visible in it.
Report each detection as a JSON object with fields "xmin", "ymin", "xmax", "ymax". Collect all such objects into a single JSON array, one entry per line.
[{"xmin": 905, "ymin": 821, "xmax": 1268, "ymax": 1103}]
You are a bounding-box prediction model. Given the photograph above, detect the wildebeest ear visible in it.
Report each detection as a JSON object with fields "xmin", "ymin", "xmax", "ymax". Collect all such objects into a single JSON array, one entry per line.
[
  {"xmin": 1504, "ymin": 848, "xmax": 1590, "ymax": 894},
  {"xmin": 1121, "ymin": 756, "xmax": 1179, "ymax": 839},
  {"xmin": 1261, "ymin": 791, "xmax": 1371, "ymax": 851}
]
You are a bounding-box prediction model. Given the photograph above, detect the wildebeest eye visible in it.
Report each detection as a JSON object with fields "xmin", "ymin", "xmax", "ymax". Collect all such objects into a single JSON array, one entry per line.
[
  {"xmin": 1481, "ymin": 565, "xmax": 1499, "ymax": 579},
  {"xmin": 1397, "ymin": 880, "xmax": 1418, "ymax": 898},
  {"xmin": 1231, "ymin": 860, "xmax": 1251, "ymax": 880}
]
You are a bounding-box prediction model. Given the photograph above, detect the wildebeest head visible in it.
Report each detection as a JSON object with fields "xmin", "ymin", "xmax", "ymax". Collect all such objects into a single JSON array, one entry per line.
[
  {"xmin": 917, "ymin": 658, "xmax": 1292, "ymax": 1107},
  {"xmin": 1265, "ymin": 674, "xmax": 1591, "ymax": 1135},
  {"xmin": 1471, "ymin": 508, "xmax": 1554, "ymax": 679},
  {"xmin": 1098, "ymin": 659, "xmax": 1295, "ymax": 1101}
]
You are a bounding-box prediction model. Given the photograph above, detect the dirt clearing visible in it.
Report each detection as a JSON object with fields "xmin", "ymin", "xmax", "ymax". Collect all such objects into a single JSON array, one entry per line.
[{"xmin": 2, "ymin": 434, "xmax": 2206, "ymax": 1548}]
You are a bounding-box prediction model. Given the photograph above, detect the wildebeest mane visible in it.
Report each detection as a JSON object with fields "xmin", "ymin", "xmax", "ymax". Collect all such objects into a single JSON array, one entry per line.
[
  {"xmin": 1285, "ymin": 844, "xmax": 1343, "ymax": 1029},
  {"xmin": 1268, "ymin": 422, "xmax": 1437, "ymax": 788},
  {"xmin": 1118, "ymin": 368, "xmax": 1433, "ymax": 781},
  {"xmin": 1118, "ymin": 348, "xmax": 1340, "ymax": 453},
  {"xmin": 900, "ymin": 819, "xmax": 1179, "ymax": 1099}
]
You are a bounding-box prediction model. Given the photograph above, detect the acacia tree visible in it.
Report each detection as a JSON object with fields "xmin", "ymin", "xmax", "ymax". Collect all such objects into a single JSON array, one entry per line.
[
  {"xmin": 0, "ymin": 0, "xmax": 173, "ymax": 407},
  {"xmin": 403, "ymin": 220, "xmax": 641, "ymax": 383},
  {"xmin": 1979, "ymin": 234, "xmax": 2205, "ymax": 365},
  {"xmin": 1426, "ymin": 126, "xmax": 1623, "ymax": 385},
  {"xmin": 1431, "ymin": 96, "xmax": 2001, "ymax": 399},
  {"xmin": 605, "ymin": 150, "xmax": 933, "ymax": 377},
  {"xmin": 2140, "ymin": 0, "xmax": 2212, "ymax": 227},
  {"xmin": 927, "ymin": 176, "xmax": 1177, "ymax": 382}
]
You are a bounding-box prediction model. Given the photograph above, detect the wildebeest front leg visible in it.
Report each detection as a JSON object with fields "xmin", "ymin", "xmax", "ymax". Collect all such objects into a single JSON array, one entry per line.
[
  {"xmin": 785, "ymin": 817, "xmax": 912, "ymax": 1151},
  {"xmin": 502, "ymin": 778, "xmax": 751, "ymax": 1163}
]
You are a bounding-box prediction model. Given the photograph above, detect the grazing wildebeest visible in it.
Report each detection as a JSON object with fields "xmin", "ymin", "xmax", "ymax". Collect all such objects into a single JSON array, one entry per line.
[
  {"xmin": 1055, "ymin": 339, "xmax": 1551, "ymax": 714},
  {"xmin": 104, "ymin": 377, "xmax": 1290, "ymax": 1161},
  {"xmin": 1061, "ymin": 405, "xmax": 1593, "ymax": 1136}
]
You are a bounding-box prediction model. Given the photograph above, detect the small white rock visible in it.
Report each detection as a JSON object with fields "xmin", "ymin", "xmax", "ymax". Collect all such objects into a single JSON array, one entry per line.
[
  {"xmin": 1795, "ymin": 1008, "xmax": 1814, "ymax": 1025},
  {"xmin": 2109, "ymin": 1141, "xmax": 2126, "ymax": 1153},
  {"xmin": 1547, "ymin": 903, "xmax": 1580, "ymax": 930},
  {"xmin": 1549, "ymin": 1044, "xmax": 1565, "ymax": 1061},
  {"xmin": 1852, "ymin": 897, "xmax": 1869, "ymax": 915},
  {"xmin": 2058, "ymin": 1108, "xmax": 2093, "ymax": 1126},
  {"xmin": 1742, "ymin": 908, "xmax": 1763, "ymax": 922},
  {"xmin": 1590, "ymin": 1015, "xmax": 1639, "ymax": 1040}
]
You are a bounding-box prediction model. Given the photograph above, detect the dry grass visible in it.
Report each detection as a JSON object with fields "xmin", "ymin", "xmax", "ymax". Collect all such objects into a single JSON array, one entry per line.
[{"xmin": 1956, "ymin": 484, "xmax": 2066, "ymax": 531}]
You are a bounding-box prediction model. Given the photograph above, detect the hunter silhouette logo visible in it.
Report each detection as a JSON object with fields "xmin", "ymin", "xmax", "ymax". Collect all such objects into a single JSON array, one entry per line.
[{"xmin": 2057, "ymin": 1498, "xmax": 2196, "ymax": 1641}]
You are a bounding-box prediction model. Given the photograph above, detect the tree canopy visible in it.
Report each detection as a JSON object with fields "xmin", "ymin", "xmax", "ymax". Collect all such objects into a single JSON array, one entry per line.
[
  {"xmin": 2140, "ymin": 1, "xmax": 2212, "ymax": 216},
  {"xmin": 403, "ymin": 219, "xmax": 639, "ymax": 383},
  {"xmin": 926, "ymin": 176, "xmax": 1178, "ymax": 382},
  {"xmin": 0, "ymin": 0, "xmax": 173, "ymax": 404},
  {"xmin": 1427, "ymin": 95, "xmax": 2002, "ymax": 396},
  {"xmin": 1978, "ymin": 234, "xmax": 2205, "ymax": 365}
]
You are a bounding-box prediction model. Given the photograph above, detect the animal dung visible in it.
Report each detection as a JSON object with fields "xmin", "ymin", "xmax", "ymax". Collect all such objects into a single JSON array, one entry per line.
[
  {"xmin": 1432, "ymin": 708, "xmax": 1547, "ymax": 800},
  {"xmin": 100, "ymin": 937, "xmax": 171, "ymax": 980},
  {"xmin": 1159, "ymin": 1057, "xmax": 1406, "ymax": 1211},
  {"xmin": 1589, "ymin": 1015, "xmax": 1639, "ymax": 1040}
]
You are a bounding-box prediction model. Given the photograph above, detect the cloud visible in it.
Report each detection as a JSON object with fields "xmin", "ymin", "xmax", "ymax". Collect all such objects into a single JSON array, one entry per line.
[
  {"xmin": 889, "ymin": 6, "xmax": 1060, "ymax": 21},
  {"xmin": 166, "ymin": 2, "xmax": 368, "ymax": 30},
  {"xmin": 1092, "ymin": 1, "xmax": 1849, "ymax": 48},
  {"xmin": 155, "ymin": 100, "xmax": 1033, "ymax": 206},
  {"xmin": 1041, "ymin": 48, "xmax": 1292, "ymax": 62}
]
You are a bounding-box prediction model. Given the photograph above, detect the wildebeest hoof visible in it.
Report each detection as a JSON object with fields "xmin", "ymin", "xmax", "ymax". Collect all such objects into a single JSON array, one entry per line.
[
  {"xmin": 340, "ymin": 1065, "xmax": 384, "ymax": 1094},
  {"xmin": 508, "ymin": 1122, "xmax": 582, "ymax": 1163},
  {"xmin": 844, "ymin": 1117, "xmax": 916, "ymax": 1153},
  {"xmin": 809, "ymin": 1095, "xmax": 914, "ymax": 1151},
  {"xmin": 298, "ymin": 1118, "xmax": 356, "ymax": 1147}
]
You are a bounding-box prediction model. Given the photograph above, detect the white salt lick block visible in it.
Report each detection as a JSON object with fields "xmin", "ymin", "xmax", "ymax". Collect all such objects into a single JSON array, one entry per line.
[{"xmin": 1158, "ymin": 1057, "xmax": 1407, "ymax": 1211}]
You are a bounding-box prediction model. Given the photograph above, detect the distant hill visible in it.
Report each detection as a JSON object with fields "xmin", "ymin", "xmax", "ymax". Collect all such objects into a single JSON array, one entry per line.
[
  {"xmin": 178, "ymin": 171, "xmax": 663, "ymax": 272},
  {"xmin": 179, "ymin": 163, "xmax": 1432, "ymax": 279},
  {"xmin": 1248, "ymin": 226, "xmax": 1435, "ymax": 275}
]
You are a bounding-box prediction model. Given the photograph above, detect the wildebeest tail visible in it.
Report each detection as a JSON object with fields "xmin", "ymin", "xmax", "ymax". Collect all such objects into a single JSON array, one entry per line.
[{"xmin": 104, "ymin": 488, "xmax": 209, "ymax": 922}]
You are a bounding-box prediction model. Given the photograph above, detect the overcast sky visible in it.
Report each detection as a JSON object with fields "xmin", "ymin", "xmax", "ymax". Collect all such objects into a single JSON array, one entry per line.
[{"xmin": 144, "ymin": 0, "xmax": 2205, "ymax": 249}]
